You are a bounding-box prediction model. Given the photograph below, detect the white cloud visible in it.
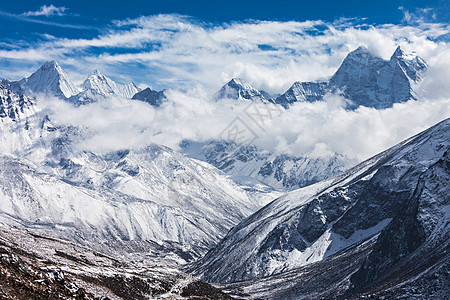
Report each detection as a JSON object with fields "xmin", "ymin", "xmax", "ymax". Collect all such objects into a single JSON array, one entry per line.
[
  {"xmin": 22, "ymin": 5, "xmax": 67, "ymax": 17},
  {"xmin": 40, "ymin": 83, "xmax": 450, "ymax": 163}
]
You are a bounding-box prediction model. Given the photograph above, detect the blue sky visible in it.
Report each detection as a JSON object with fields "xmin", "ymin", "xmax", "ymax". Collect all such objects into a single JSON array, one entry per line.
[{"xmin": 0, "ymin": 0, "xmax": 449, "ymax": 92}]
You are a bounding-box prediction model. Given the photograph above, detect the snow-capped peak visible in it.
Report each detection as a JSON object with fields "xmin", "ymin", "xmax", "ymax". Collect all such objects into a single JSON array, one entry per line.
[
  {"xmin": 216, "ymin": 78, "xmax": 268, "ymax": 103},
  {"xmin": 275, "ymin": 81, "xmax": 327, "ymax": 108},
  {"xmin": 40, "ymin": 60, "xmax": 59, "ymax": 69},
  {"xmin": 80, "ymin": 70, "xmax": 140, "ymax": 98},
  {"xmin": 21, "ymin": 60, "xmax": 80, "ymax": 98},
  {"xmin": 389, "ymin": 46, "xmax": 427, "ymax": 83},
  {"xmin": 326, "ymin": 46, "xmax": 427, "ymax": 109}
]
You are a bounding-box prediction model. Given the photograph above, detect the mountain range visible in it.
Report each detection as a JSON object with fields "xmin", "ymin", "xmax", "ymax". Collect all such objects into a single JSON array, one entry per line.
[
  {"xmin": 216, "ymin": 46, "xmax": 427, "ymax": 109},
  {"xmin": 1, "ymin": 45, "xmax": 427, "ymax": 111},
  {"xmin": 2, "ymin": 61, "xmax": 141, "ymax": 105}
]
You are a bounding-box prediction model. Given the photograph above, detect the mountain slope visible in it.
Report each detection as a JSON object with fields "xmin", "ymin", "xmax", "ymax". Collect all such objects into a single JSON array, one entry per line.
[
  {"xmin": 188, "ymin": 118, "xmax": 450, "ymax": 289},
  {"xmin": 0, "ymin": 84, "xmax": 35, "ymax": 122},
  {"xmin": 2, "ymin": 61, "xmax": 79, "ymax": 99},
  {"xmin": 0, "ymin": 144, "xmax": 264, "ymax": 252},
  {"xmin": 0, "ymin": 221, "xmax": 232, "ymax": 300},
  {"xmin": 0, "ymin": 84, "xmax": 53, "ymax": 155},
  {"xmin": 0, "ymin": 90, "xmax": 277, "ymax": 263}
]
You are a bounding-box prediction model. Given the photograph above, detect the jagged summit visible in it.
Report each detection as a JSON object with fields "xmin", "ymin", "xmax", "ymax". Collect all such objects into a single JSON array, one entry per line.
[
  {"xmin": 329, "ymin": 46, "xmax": 427, "ymax": 108},
  {"xmin": 3, "ymin": 62, "xmax": 141, "ymax": 104},
  {"xmin": 132, "ymin": 87, "xmax": 167, "ymax": 107},
  {"xmin": 275, "ymin": 46, "xmax": 427, "ymax": 109},
  {"xmin": 26, "ymin": 60, "xmax": 80, "ymax": 98},
  {"xmin": 82, "ymin": 69, "xmax": 118, "ymax": 95},
  {"xmin": 216, "ymin": 78, "xmax": 270, "ymax": 103},
  {"xmin": 40, "ymin": 60, "xmax": 59, "ymax": 69},
  {"xmin": 81, "ymin": 69, "xmax": 140, "ymax": 98},
  {"xmin": 389, "ymin": 46, "xmax": 427, "ymax": 83}
]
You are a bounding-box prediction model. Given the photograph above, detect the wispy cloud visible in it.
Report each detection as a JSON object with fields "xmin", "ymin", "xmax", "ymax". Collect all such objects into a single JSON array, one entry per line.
[
  {"xmin": 22, "ymin": 5, "xmax": 67, "ymax": 17},
  {"xmin": 0, "ymin": 9, "xmax": 92, "ymax": 30}
]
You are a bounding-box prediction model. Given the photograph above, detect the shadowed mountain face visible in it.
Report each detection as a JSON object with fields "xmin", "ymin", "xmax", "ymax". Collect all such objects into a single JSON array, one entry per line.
[
  {"xmin": 132, "ymin": 87, "xmax": 167, "ymax": 107},
  {"xmin": 188, "ymin": 118, "xmax": 449, "ymax": 300},
  {"xmin": 215, "ymin": 47, "xmax": 427, "ymax": 110},
  {"xmin": 273, "ymin": 46, "xmax": 427, "ymax": 109},
  {"xmin": 327, "ymin": 46, "xmax": 427, "ymax": 109}
]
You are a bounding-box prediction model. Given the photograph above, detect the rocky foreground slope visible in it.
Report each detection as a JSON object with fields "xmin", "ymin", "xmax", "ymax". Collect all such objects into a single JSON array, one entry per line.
[{"xmin": 0, "ymin": 222, "xmax": 231, "ymax": 300}]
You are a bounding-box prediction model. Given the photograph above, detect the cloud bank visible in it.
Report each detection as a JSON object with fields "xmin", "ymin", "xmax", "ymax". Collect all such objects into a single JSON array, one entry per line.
[{"xmin": 41, "ymin": 85, "xmax": 450, "ymax": 163}]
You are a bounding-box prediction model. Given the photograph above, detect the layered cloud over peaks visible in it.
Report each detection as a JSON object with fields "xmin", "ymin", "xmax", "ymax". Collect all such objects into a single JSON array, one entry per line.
[{"xmin": 0, "ymin": 14, "xmax": 449, "ymax": 94}]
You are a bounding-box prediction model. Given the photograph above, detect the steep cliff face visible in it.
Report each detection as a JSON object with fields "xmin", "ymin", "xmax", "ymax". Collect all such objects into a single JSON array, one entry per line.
[
  {"xmin": 328, "ymin": 46, "xmax": 427, "ymax": 109},
  {"xmin": 274, "ymin": 46, "xmax": 427, "ymax": 109}
]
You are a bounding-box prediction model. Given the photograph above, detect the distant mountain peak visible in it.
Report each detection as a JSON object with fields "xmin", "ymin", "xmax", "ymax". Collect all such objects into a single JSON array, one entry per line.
[
  {"xmin": 352, "ymin": 45, "xmax": 370, "ymax": 54},
  {"xmin": 389, "ymin": 46, "xmax": 427, "ymax": 83},
  {"xmin": 78, "ymin": 69, "xmax": 140, "ymax": 100},
  {"xmin": 339, "ymin": 46, "xmax": 383, "ymax": 67},
  {"xmin": 92, "ymin": 69, "xmax": 102, "ymax": 75},
  {"xmin": 132, "ymin": 87, "xmax": 167, "ymax": 107},
  {"xmin": 275, "ymin": 81, "xmax": 327, "ymax": 108},
  {"xmin": 228, "ymin": 78, "xmax": 248, "ymax": 86},
  {"xmin": 216, "ymin": 78, "xmax": 269, "ymax": 103},
  {"xmin": 273, "ymin": 45, "xmax": 427, "ymax": 109}
]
